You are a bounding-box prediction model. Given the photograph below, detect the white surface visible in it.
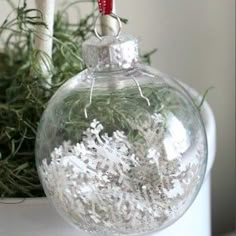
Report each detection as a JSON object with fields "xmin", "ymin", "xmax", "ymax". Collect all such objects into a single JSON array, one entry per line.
[
  {"xmin": 0, "ymin": 87, "xmax": 216, "ymax": 236},
  {"xmin": 0, "ymin": 177, "xmax": 212, "ymax": 236}
]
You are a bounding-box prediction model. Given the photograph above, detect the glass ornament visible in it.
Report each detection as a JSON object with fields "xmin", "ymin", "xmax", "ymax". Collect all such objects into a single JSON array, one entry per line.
[{"xmin": 35, "ymin": 19, "xmax": 207, "ymax": 236}]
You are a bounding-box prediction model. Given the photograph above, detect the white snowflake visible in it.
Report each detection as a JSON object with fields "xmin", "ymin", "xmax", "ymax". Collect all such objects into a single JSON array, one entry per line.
[{"xmin": 39, "ymin": 117, "xmax": 203, "ymax": 234}]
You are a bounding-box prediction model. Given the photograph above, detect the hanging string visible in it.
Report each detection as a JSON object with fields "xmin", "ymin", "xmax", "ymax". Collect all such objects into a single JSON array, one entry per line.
[{"xmin": 97, "ymin": 0, "xmax": 113, "ymax": 15}]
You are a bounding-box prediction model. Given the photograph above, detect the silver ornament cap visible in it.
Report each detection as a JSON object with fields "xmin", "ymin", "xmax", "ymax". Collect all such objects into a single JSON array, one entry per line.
[{"xmin": 82, "ymin": 34, "xmax": 139, "ymax": 71}]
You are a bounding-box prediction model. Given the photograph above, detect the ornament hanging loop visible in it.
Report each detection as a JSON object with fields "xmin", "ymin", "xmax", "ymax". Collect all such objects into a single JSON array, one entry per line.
[{"xmin": 94, "ymin": 13, "xmax": 122, "ymax": 40}]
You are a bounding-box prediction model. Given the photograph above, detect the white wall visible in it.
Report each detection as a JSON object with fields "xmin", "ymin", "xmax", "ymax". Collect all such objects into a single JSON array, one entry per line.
[{"xmin": 0, "ymin": 0, "xmax": 235, "ymax": 235}]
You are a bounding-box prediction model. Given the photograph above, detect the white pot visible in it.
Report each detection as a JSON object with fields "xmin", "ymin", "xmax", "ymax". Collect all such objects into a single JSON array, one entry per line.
[{"xmin": 0, "ymin": 85, "xmax": 216, "ymax": 236}]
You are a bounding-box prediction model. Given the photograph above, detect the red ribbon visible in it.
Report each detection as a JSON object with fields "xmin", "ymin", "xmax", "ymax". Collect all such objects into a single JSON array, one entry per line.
[{"xmin": 97, "ymin": 0, "xmax": 113, "ymax": 15}]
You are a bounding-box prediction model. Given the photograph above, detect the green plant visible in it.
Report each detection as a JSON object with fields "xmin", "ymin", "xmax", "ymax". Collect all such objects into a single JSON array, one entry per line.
[
  {"xmin": 0, "ymin": 0, "xmax": 96, "ymax": 197},
  {"xmin": 0, "ymin": 1, "xmax": 155, "ymax": 198}
]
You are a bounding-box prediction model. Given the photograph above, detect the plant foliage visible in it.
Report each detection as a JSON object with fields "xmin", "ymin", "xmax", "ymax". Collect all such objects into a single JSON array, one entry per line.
[
  {"xmin": 0, "ymin": 0, "xmax": 96, "ymax": 197},
  {"xmin": 0, "ymin": 0, "xmax": 155, "ymax": 197}
]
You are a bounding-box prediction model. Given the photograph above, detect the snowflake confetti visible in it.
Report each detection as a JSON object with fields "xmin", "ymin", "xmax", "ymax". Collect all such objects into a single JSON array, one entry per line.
[{"xmin": 39, "ymin": 117, "xmax": 204, "ymax": 235}]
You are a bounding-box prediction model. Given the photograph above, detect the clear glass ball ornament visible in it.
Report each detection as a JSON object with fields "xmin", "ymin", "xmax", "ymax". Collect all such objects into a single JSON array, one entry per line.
[{"xmin": 35, "ymin": 31, "xmax": 207, "ymax": 235}]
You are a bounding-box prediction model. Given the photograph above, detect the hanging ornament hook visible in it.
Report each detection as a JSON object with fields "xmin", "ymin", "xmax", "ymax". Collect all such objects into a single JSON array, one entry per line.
[
  {"xmin": 94, "ymin": 13, "xmax": 122, "ymax": 40},
  {"xmin": 132, "ymin": 76, "xmax": 151, "ymax": 106}
]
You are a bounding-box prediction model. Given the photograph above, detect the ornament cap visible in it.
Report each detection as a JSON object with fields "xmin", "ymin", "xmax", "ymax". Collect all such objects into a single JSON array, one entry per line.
[{"xmin": 82, "ymin": 34, "xmax": 139, "ymax": 71}]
